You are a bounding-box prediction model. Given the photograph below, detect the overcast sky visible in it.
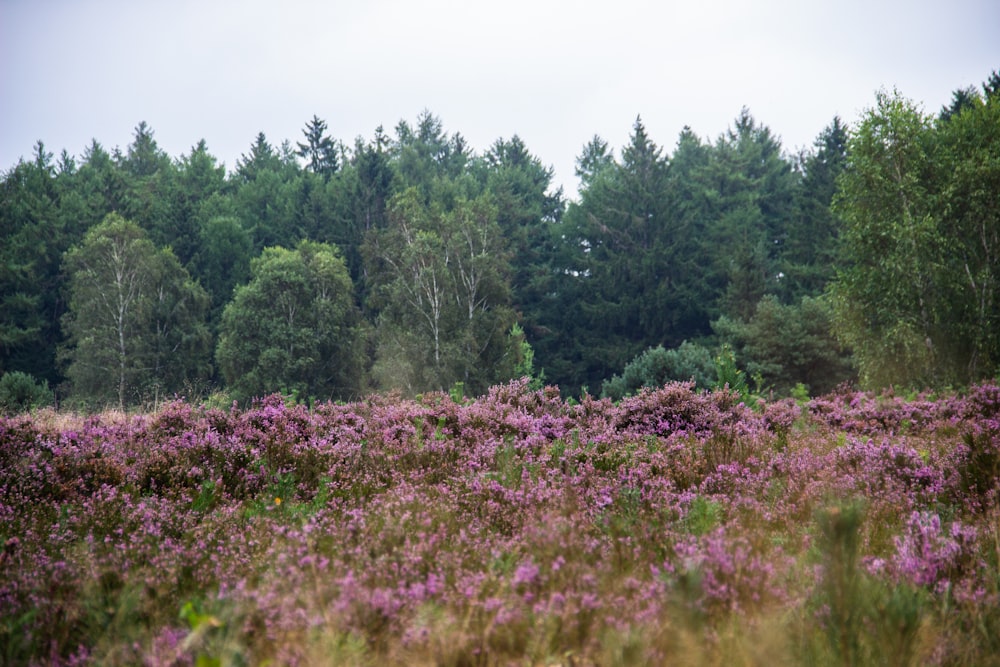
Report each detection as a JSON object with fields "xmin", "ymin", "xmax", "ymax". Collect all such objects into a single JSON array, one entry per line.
[{"xmin": 2, "ymin": 0, "xmax": 998, "ymax": 197}]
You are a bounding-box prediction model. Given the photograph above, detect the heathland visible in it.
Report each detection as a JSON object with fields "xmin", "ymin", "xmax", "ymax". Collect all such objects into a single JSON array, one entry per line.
[{"xmin": 3, "ymin": 379, "xmax": 999, "ymax": 665}]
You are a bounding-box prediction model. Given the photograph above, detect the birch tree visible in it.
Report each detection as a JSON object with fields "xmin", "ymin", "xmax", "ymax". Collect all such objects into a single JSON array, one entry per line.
[
  {"xmin": 61, "ymin": 213, "xmax": 210, "ymax": 407},
  {"xmin": 830, "ymin": 91, "xmax": 946, "ymax": 388},
  {"xmin": 364, "ymin": 187, "xmax": 514, "ymax": 394}
]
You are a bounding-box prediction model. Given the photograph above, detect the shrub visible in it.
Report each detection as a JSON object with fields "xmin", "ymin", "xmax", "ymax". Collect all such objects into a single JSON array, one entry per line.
[
  {"xmin": 0, "ymin": 371, "xmax": 54, "ymax": 413},
  {"xmin": 602, "ymin": 341, "xmax": 716, "ymax": 400},
  {"xmin": 714, "ymin": 295, "xmax": 855, "ymax": 396},
  {"xmin": 5, "ymin": 381, "xmax": 1000, "ymax": 665}
]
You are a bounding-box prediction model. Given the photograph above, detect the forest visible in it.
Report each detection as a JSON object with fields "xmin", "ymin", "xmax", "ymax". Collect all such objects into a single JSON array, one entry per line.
[
  {"xmin": 3, "ymin": 72, "xmax": 1000, "ymax": 666},
  {"xmin": 1, "ymin": 71, "xmax": 999, "ymax": 410}
]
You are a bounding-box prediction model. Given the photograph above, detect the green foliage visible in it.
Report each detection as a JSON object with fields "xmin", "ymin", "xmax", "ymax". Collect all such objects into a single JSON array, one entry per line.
[
  {"xmin": 391, "ymin": 110, "xmax": 470, "ymax": 196},
  {"xmin": 118, "ymin": 123, "xmax": 186, "ymax": 261},
  {"xmin": 935, "ymin": 81, "xmax": 1000, "ymax": 380},
  {"xmin": 601, "ymin": 341, "xmax": 715, "ymax": 400},
  {"xmin": 191, "ymin": 479, "xmax": 219, "ymax": 514},
  {"xmin": 177, "ymin": 598, "xmax": 247, "ymax": 667},
  {"xmin": 243, "ymin": 470, "xmax": 332, "ymax": 522},
  {"xmin": 684, "ymin": 495, "xmax": 722, "ymax": 536},
  {"xmin": 548, "ymin": 118, "xmax": 699, "ymax": 395},
  {"xmin": 364, "ymin": 187, "xmax": 515, "ymax": 395},
  {"xmin": 713, "ymin": 344, "xmax": 751, "ymax": 402},
  {"xmin": 714, "ymin": 295, "xmax": 854, "ymax": 396},
  {"xmin": 169, "ymin": 139, "xmax": 228, "ymax": 267},
  {"xmin": 488, "ymin": 440, "xmax": 525, "ymax": 490},
  {"xmin": 216, "ymin": 240, "xmax": 367, "ymax": 403},
  {"xmin": 8, "ymin": 79, "xmax": 998, "ymax": 405},
  {"xmin": 189, "ymin": 215, "xmax": 253, "ymax": 327},
  {"xmin": 574, "ymin": 135, "xmax": 615, "ymax": 189},
  {"xmin": 790, "ymin": 382, "xmax": 811, "ymax": 405},
  {"xmin": 296, "ymin": 114, "xmax": 340, "ymax": 177},
  {"xmin": 804, "ymin": 500, "xmax": 927, "ymax": 667},
  {"xmin": 784, "ymin": 117, "xmax": 849, "ymax": 299},
  {"xmin": 60, "ymin": 213, "xmax": 212, "ymax": 408},
  {"xmin": 830, "ymin": 81, "xmax": 1000, "ymax": 389},
  {"xmin": 830, "ymin": 90, "xmax": 945, "ymax": 389},
  {"xmin": 710, "ymin": 108, "xmax": 799, "ymax": 321},
  {"xmin": 0, "ymin": 142, "xmax": 77, "ymax": 385},
  {"xmin": 542, "ymin": 110, "xmax": 810, "ymax": 396},
  {"xmin": 340, "ymin": 129, "xmax": 394, "ymax": 285},
  {"xmin": 474, "ymin": 136, "xmax": 564, "ymax": 383},
  {"xmin": 815, "ymin": 501, "xmax": 866, "ymax": 664},
  {"xmin": 508, "ymin": 323, "xmax": 545, "ymax": 391},
  {"xmin": 233, "ymin": 133, "xmax": 302, "ymax": 251},
  {"xmin": 0, "ymin": 371, "xmax": 54, "ymax": 413}
]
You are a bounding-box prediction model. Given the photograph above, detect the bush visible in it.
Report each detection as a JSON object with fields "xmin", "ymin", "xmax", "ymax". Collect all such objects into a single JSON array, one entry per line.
[
  {"xmin": 0, "ymin": 371, "xmax": 54, "ymax": 413},
  {"xmin": 713, "ymin": 295, "xmax": 855, "ymax": 396},
  {"xmin": 602, "ymin": 341, "xmax": 716, "ymax": 400}
]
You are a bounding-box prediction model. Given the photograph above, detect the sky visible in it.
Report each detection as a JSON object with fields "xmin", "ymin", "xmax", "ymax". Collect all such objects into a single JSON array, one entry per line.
[{"xmin": 2, "ymin": 0, "xmax": 998, "ymax": 198}]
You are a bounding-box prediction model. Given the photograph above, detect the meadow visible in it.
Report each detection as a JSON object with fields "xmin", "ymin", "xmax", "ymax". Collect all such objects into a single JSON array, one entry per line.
[{"xmin": 2, "ymin": 379, "xmax": 999, "ymax": 665}]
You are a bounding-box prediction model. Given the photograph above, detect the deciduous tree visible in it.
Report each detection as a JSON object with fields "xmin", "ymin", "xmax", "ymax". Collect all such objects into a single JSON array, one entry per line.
[
  {"xmin": 364, "ymin": 188, "xmax": 514, "ymax": 394},
  {"xmin": 215, "ymin": 240, "xmax": 366, "ymax": 402},
  {"xmin": 935, "ymin": 79, "xmax": 1000, "ymax": 379},
  {"xmin": 61, "ymin": 213, "xmax": 211, "ymax": 407},
  {"xmin": 830, "ymin": 90, "xmax": 955, "ymax": 388}
]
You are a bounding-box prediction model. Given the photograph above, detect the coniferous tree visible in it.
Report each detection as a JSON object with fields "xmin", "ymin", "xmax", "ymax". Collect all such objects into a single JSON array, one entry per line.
[
  {"xmin": 713, "ymin": 295, "xmax": 853, "ymax": 395},
  {"xmin": 118, "ymin": 123, "xmax": 180, "ymax": 259},
  {"xmin": 168, "ymin": 139, "xmax": 227, "ymax": 267},
  {"xmin": 939, "ymin": 86, "xmax": 980, "ymax": 122},
  {"xmin": 784, "ymin": 117, "xmax": 849, "ymax": 299},
  {"xmin": 662, "ymin": 126, "xmax": 720, "ymax": 334},
  {"xmin": 296, "ymin": 115, "xmax": 340, "ymax": 178},
  {"xmin": 122, "ymin": 121, "xmax": 171, "ymax": 178},
  {"xmin": 235, "ymin": 133, "xmax": 282, "ymax": 183},
  {"xmin": 73, "ymin": 140, "xmax": 129, "ymax": 227},
  {"xmin": 234, "ymin": 132, "xmax": 301, "ymax": 250},
  {"xmin": 708, "ymin": 108, "xmax": 797, "ymax": 320},
  {"xmin": 392, "ymin": 111, "xmax": 471, "ymax": 199},
  {"xmin": 344, "ymin": 128, "xmax": 395, "ymax": 288},
  {"xmin": 475, "ymin": 135, "xmax": 564, "ymax": 356},
  {"xmin": 542, "ymin": 119, "xmax": 666, "ymax": 393},
  {"xmin": 0, "ymin": 143, "xmax": 63, "ymax": 382},
  {"xmin": 189, "ymin": 215, "xmax": 253, "ymax": 329},
  {"xmin": 574, "ymin": 135, "xmax": 615, "ymax": 189},
  {"xmin": 15, "ymin": 91, "xmax": 996, "ymax": 401}
]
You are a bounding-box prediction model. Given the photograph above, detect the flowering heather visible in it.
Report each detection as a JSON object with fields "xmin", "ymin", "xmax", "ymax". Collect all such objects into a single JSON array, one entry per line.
[{"xmin": 2, "ymin": 379, "xmax": 999, "ymax": 665}]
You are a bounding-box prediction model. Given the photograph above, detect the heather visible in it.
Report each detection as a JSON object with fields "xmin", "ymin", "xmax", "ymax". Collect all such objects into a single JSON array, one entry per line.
[{"xmin": 2, "ymin": 380, "xmax": 999, "ymax": 665}]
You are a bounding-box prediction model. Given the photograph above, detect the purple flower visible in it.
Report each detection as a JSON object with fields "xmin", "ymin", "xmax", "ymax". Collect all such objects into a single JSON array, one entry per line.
[
  {"xmin": 512, "ymin": 560, "xmax": 541, "ymax": 588},
  {"xmin": 893, "ymin": 511, "xmax": 980, "ymax": 590}
]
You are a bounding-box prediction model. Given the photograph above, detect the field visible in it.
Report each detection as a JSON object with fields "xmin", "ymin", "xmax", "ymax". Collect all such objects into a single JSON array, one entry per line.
[{"xmin": 2, "ymin": 379, "xmax": 999, "ymax": 666}]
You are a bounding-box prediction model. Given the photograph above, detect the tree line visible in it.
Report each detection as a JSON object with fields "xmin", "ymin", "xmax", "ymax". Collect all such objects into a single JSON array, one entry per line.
[{"xmin": 1, "ymin": 73, "xmax": 998, "ymax": 409}]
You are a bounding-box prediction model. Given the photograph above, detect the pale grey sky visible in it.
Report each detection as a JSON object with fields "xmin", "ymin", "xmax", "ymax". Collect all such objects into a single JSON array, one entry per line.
[{"xmin": 2, "ymin": 0, "xmax": 998, "ymax": 197}]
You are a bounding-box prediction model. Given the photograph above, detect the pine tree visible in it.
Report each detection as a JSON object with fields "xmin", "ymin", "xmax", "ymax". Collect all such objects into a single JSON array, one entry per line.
[{"xmin": 296, "ymin": 115, "xmax": 339, "ymax": 178}]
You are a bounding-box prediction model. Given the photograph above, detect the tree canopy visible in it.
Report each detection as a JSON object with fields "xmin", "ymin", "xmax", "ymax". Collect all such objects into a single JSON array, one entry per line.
[
  {"xmin": 60, "ymin": 213, "xmax": 210, "ymax": 407},
  {"xmin": 831, "ymin": 84, "xmax": 1000, "ymax": 388},
  {"xmin": 215, "ymin": 240, "xmax": 366, "ymax": 403},
  {"xmin": 3, "ymin": 74, "xmax": 999, "ymax": 408}
]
